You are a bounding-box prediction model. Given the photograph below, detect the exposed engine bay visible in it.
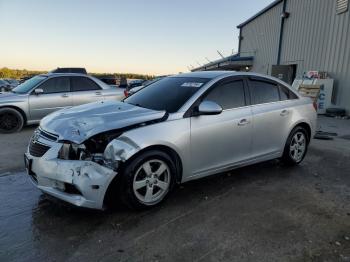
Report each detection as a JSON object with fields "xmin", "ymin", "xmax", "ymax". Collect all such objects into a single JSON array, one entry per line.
[{"xmin": 56, "ymin": 116, "xmax": 167, "ymax": 171}]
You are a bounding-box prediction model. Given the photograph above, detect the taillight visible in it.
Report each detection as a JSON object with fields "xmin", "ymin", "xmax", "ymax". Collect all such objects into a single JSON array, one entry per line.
[
  {"xmin": 313, "ymin": 101, "xmax": 318, "ymax": 111},
  {"xmin": 124, "ymin": 90, "xmax": 129, "ymax": 97}
]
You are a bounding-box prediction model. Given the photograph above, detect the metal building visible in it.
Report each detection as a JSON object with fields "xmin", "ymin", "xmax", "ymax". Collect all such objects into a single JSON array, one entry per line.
[{"xmin": 193, "ymin": 0, "xmax": 350, "ymax": 112}]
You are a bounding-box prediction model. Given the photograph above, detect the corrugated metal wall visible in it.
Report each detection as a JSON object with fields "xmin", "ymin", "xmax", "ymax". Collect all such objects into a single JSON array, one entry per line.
[
  {"xmin": 282, "ymin": 0, "xmax": 350, "ymax": 109},
  {"xmin": 240, "ymin": 2, "xmax": 283, "ymax": 75},
  {"xmin": 240, "ymin": 0, "xmax": 350, "ymax": 111}
]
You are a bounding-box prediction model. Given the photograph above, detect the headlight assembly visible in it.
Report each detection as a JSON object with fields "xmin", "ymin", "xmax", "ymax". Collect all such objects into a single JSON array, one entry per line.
[
  {"xmin": 58, "ymin": 143, "xmax": 88, "ymax": 160},
  {"xmin": 57, "ymin": 142, "xmax": 118, "ymax": 170}
]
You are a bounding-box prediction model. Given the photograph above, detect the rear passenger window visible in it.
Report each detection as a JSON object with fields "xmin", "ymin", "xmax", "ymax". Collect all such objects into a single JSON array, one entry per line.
[
  {"xmin": 279, "ymin": 85, "xmax": 298, "ymax": 100},
  {"xmin": 71, "ymin": 77, "xmax": 101, "ymax": 91},
  {"xmin": 249, "ymin": 80, "xmax": 280, "ymax": 104},
  {"xmin": 279, "ymin": 85, "xmax": 289, "ymax": 100},
  {"xmin": 204, "ymin": 80, "xmax": 245, "ymax": 109}
]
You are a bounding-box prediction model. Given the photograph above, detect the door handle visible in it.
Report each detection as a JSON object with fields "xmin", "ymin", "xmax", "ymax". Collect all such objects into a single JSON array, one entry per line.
[
  {"xmin": 238, "ymin": 119, "xmax": 250, "ymax": 126},
  {"xmin": 61, "ymin": 93, "xmax": 69, "ymax": 98},
  {"xmin": 95, "ymin": 91, "xmax": 102, "ymax": 95},
  {"xmin": 280, "ymin": 109, "xmax": 289, "ymax": 116}
]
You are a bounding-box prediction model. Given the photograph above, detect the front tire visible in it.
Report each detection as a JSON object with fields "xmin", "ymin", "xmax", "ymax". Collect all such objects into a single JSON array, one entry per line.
[
  {"xmin": 282, "ymin": 126, "xmax": 309, "ymax": 165},
  {"xmin": 119, "ymin": 150, "xmax": 176, "ymax": 210},
  {"xmin": 0, "ymin": 108, "xmax": 24, "ymax": 133}
]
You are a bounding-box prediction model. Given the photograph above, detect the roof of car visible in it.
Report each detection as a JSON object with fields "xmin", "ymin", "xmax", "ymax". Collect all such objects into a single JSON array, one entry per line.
[
  {"xmin": 170, "ymin": 71, "xmax": 294, "ymax": 87},
  {"xmin": 172, "ymin": 71, "xmax": 236, "ymax": 79},
  {"xmin": 39, "ymin": 73, "xmax": 93, "ymax": 77}
]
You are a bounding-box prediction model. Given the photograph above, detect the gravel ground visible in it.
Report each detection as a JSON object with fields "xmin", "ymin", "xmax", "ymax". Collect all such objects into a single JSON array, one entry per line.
[{"xmin": 0, "ymin": 117, "xmax": 349, "ymax": 262}]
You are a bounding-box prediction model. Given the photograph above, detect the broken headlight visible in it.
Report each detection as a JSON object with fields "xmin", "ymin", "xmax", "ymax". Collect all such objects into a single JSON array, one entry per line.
[
  {"xmin": 58, "ymin": 143, "xmax": 118, "ymax": 170},
  {"xmin": 58, "ymin": 143, "xmax": 89, "ymax": 160}
]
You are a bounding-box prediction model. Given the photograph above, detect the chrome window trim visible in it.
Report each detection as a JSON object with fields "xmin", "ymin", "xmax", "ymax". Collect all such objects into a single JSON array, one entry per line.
[
  {"xmin": 249, "ymin": 99, "xmax": 293, "ymax": 108},
  {"xmin": 177, "ymin": 72, "xmax": 300, "ymax": 117}
]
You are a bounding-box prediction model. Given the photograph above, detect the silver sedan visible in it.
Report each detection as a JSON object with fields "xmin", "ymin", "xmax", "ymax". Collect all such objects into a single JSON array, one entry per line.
[
  {"xmin": 25, "ymin": 71, "xmax": 317, "ymax": 210},
  {"xmin": 0, "ymin": 73, "xmax": 125, "ymax": 133}
]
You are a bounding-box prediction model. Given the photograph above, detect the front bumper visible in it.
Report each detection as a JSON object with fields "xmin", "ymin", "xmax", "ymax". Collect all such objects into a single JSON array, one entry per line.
[{"xmin": 25, "ymin": 136, "xmax": 117, "ymax": 210}]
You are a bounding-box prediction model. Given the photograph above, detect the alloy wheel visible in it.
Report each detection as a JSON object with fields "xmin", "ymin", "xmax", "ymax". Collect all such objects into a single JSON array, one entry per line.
[
  {"xmin": 133, "ymin": 159, "xmax": 171, "ymax": 205},
  {"xmin": 289, "ymin": 131, "xmax": 306, "ymax": 162},
  {"xmin": 0, "ymin": 113, "xmax": 19, "ymax": 131}
]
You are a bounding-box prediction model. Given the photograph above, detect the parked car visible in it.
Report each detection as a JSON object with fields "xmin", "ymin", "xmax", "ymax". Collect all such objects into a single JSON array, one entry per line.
[
  {"xmin": 0, "ymin": 73, "xmax": 124, "ymax": 133},
  {"xmin": 124, "ymin": 77, "xmax": 166, "ymax": 97},
  {"xmin": 19, "ymin": 76, "xmax": 34, "ymax": 84},
  {"xmin": 4, "ymin": 78, "xmax": 19, "ymax": 88},
  {"xmin": 128, "ymin": 79, "xmax": 144, "ymax": 88},
  {"xmin": 0, "ymin": 79, "xmax": 11, "ymax": 92},
  {"xmin": 50, "ymin": 67, "xmax": 87, "ymax": 74},
  {"xmin": 25, "ymin": 71, "xmax": 317, "ymax": 210},
  {"xmin": 98, "ymin": 77, "xmax": 118, "ymax": 87}
]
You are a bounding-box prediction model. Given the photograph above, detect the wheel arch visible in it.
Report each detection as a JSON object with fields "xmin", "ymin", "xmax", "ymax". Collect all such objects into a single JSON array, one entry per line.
[
  {"xmin": 123, "ymin": 145, "xmax": 183, "ymax": 184},
  {"xmin": 0, "ymin": 105, "xmax": 28, "ymax": 124},
  {"xmin": 289, "ymin": 121, "xmax": 312, "ymax": 143},
  {"xmin": 103, "ymin": 144, "xmax": 183, "ymax": 208}
]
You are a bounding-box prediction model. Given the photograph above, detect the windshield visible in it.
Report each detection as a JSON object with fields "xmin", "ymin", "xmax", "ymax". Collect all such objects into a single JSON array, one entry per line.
[
  {"xmin": 142, "ymin": 77, "xmax": 163, "ymax": 87},
  {"xmin": 12, "ymin": 75, "xmax": 47, "ymax": 94},
  {"xmin": 124, "ymin": 77, "xmax": 210, "ymax": 113}
]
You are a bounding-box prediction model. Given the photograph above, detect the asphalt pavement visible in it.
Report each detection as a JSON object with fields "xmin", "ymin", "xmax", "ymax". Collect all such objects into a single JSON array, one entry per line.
[{"xmin": 0, "ymin": 117, "xmax": 350, "ymax": 262}]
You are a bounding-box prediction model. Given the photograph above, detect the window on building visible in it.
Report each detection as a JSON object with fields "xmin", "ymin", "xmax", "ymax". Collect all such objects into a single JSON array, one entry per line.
[
  {"xmin": 337, "ymin": 0, "xmax": 348, "ymax": 14},
  {"xmin": 204, "ymin": 80, "xmax": 246, "ymax": 109}
]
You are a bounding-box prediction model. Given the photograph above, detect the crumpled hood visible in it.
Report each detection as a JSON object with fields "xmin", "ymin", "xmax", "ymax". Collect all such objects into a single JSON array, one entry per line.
[{"xmin": 40, "ymin": 100, "xmax": 166, "ymax": 144}]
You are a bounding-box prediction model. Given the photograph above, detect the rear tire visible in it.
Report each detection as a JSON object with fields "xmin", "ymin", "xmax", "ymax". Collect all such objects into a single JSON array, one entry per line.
[
  {"xmin": 282, "ymin": 126, "xmax": 309, "ymax": 166},
  {"xmin": 0, "ymin": 108, "xmax": 24, "ymax": 133},
  {"xmin": 118, "ymin": 150, "xmax": 176, "ymax": 210}
]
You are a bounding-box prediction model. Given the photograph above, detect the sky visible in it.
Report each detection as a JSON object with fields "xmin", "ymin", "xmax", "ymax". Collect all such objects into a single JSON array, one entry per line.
[{"xmin": 0, "ymin": 0, "xmax": 272, "ymax": 75}]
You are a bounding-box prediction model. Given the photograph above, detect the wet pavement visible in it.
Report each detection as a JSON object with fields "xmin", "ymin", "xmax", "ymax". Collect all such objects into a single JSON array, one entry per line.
[{"xmin": 1, "ymin": 118, "xmax": 350, "ymax": 261}]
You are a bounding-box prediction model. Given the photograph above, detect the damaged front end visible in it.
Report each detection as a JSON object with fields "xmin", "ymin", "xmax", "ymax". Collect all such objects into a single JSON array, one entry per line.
[
  {"xmin": 26, "ymin": 101, "xmax": 168, "ymax": 209},
  {"xmin": 58, "ymin": 130, "xmax": 124, "ymax": 171},
  {"xmin": 25, "ymin": 130, "xmax": 125, "ymax": 210},
  {"xmin": 26, "ymin": 124, "xmax": 159, "ymax": 210}
]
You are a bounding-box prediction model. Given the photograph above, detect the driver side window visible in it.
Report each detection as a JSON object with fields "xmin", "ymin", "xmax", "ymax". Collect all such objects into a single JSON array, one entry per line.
[
  {"xmin": 204, "ymin": 80, "xmax": 246, "ymax": 110},
  {"xmin": 37, "ymin": 77, "xmax": 70, "ymax": 94}
]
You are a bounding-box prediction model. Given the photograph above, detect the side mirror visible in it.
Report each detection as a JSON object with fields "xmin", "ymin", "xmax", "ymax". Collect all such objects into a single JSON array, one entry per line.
[
  {"xmin": 196, "ymin": 100, "xmax": 223, "ymax": 116},
  {"xmin": 34, "ymin": 88, "xmax": 44, "ymax": 95}
]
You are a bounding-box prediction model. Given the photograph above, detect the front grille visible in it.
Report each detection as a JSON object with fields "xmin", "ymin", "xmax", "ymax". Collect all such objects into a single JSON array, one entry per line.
[
  {"xmin": 39, "ymin": 128, "xmax": 59, "ymax": 142},
  {"xmin": 29, "ymin": 141, "xmax": 51, "ymax": 157}
]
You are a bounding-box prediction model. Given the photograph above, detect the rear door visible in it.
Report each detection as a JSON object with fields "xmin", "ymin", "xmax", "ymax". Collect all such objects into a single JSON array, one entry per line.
[
  {"xmin": 190, "ymin": 77, "xmax": 253, "ymax": 177},
  {"xmin": 70, "ymin": 76, "xmax": 104, "ymax": 106},
  {"xmin": 247, "ymin": 77, "xmax": 294, "ymax": 158},
  {"xmin": 28, "ymin": 76, "xmax": 72, "ymax": 120}
]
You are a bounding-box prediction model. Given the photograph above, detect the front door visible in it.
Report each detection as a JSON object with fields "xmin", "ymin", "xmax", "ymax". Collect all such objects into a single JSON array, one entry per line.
[
  {"xmin": 190, "ymin": 78, "xmax": 253, "ymax": 177},
  {"xmin": 29, "ymin": 76, "xmax": 72, "ymax": 120}
]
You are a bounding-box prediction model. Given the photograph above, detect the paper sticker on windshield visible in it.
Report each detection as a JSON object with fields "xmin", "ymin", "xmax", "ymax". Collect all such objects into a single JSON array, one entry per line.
[{"xmin": 181, "ymin": 82, "xmax": 203, "ymax": 88}]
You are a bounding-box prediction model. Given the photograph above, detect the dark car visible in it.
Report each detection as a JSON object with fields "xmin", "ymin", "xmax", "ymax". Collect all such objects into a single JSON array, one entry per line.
[
  {"xmin": 124, "ymin": 77, "xmax": 166, "ymax": 97},
  {"xmin": 0, "ymin": 79, "xmax": 12, "ymax": 92},
  {"xmin": 50, "ymin": 67, "xmax": 87, "ymax": 74},
  {"xmin": 98, "ymin": 77, "xmax": 118, "ymax": 86}
]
